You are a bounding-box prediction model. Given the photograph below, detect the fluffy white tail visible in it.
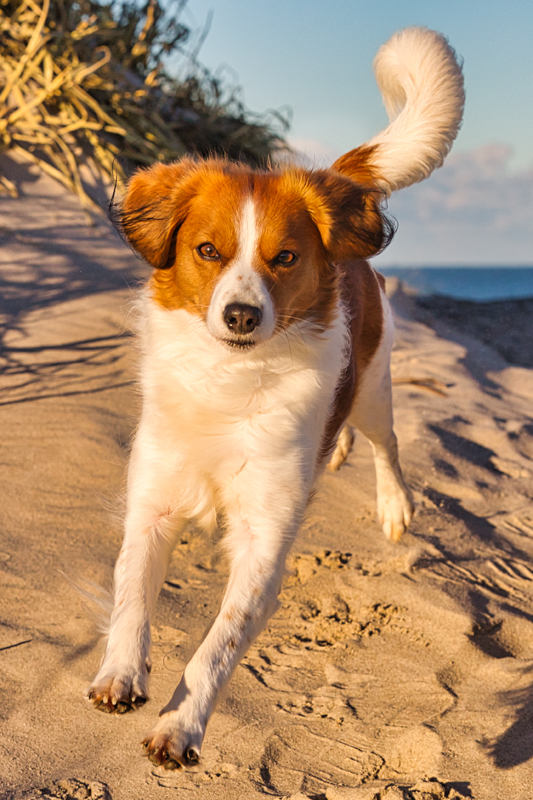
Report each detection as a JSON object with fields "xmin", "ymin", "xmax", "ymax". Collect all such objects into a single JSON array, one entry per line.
[{"xmin": 333, "ymin": 27, "xmax": 465, "ymax": 195}]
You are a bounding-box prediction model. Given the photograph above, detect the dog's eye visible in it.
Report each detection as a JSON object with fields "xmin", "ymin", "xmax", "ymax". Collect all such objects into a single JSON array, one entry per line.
[
  {"xmin": 276, "ymin": 250, "xmax": 297, "ymax": 266},
  {"xmin": 197, "ymin": 243, "xmax": 220, "ymax": 260}
]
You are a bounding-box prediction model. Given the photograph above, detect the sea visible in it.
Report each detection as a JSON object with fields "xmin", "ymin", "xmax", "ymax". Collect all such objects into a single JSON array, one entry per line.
[{"xmin": 379, "ymin": 266, "xmax": 533, "ymax": 302}]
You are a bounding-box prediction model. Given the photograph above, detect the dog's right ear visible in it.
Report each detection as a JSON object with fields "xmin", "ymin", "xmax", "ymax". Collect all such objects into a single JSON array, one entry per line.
[{"xmin": 116, "ymin": 159, "xmax": 199, "ymax": 269}]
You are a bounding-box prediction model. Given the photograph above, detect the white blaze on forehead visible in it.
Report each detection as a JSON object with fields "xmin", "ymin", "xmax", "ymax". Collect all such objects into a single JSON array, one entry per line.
[
  {"xmin": 238, "ymin": 197, "xmax": 258, "ymax": 267},
  {"xmin": 206, "ymin": 196, "xmax": 276, "ymax": 344}
]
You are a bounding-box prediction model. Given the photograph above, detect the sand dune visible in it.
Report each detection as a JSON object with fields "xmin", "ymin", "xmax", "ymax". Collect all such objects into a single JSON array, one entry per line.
[{"xmin": 2, "ymin": 155, "xmax": 533, "ymax": 800}]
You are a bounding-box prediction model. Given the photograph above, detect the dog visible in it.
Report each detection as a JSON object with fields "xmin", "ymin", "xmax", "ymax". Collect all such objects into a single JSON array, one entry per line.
[{"xmin": 87, "ymin": 26, "xmax": 464, "ymax": 769}]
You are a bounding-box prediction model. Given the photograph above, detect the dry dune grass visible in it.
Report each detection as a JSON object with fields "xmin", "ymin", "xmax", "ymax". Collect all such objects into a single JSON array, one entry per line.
[{"xmin": 0, "ymin": 0, "xmax": 288, "ymax": 208}]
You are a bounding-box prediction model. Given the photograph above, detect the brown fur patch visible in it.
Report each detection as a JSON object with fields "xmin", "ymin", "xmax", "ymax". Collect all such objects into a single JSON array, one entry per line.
[
  {"xmin": 331, "ymin": 144, "xmax": 382, "ymax": 188},
  {"xmin": 320, "ymin": 262, "xmax": 384, "ymax": 461},
  {"xmin": 283, "ymin": 168, "xmax": 394, "ymax": 262},
  {"xmin": 119, "ymin": 158, "xmax": 200, "ymax": 269},
  {"xmin": 151, "ymin": 167, "xmax": 249, "ymax": 314}
]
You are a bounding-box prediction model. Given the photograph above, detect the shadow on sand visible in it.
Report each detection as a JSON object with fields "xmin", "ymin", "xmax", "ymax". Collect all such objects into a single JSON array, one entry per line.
[{"xmin": 0, "ymin": 155, "xmax": 141, "ymax": 404}]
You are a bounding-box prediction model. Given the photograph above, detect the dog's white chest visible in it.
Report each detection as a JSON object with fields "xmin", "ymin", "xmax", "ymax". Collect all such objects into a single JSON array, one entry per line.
[{"xmin": 137, "ymin": 301, "xmax": 348, "ymax": 481}]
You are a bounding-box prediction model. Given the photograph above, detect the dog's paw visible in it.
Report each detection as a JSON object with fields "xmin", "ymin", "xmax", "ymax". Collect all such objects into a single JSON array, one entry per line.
[
  {"xmin": 327, "ymin": 424, "xmax": 355, "ymax": 472},
  {"xmin": 87, "ymin": 662, "xmax": 150, "ymax": 714},
  {"xmin": 142, "ymin": 710, "xmax": 204, "ymax": 770},
  {"xmin": 377, "ymin": 485, "xmax": 414, "ymax": 542},
  {"xmin": 143, "ymin": 734, "xmax": 200, "ymax": 770}
]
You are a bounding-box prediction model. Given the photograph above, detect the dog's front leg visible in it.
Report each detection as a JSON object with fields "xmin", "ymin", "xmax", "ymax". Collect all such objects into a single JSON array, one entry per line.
[
  {"xmin": 88, "ymin": 440, "xmax": 187, "ymax": 712},
  {"xmin": 143, "ymin": 476, "xmax": 305, "ymax": 769},
  {"xmin": 88, "ymin": 510, "xmax": 184, "ymax": 712}
]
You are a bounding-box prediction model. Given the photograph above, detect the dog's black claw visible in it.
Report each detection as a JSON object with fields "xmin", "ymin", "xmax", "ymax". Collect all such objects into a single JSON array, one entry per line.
[{"xmin": 186, "ymin": 748, "xmax": 199, "ymax": 765}]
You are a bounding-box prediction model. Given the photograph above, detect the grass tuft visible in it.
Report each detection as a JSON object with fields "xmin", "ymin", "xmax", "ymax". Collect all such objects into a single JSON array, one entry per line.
[{"xmin": 0, "ymin": 0, "xmax": 289, "ymax": 208}]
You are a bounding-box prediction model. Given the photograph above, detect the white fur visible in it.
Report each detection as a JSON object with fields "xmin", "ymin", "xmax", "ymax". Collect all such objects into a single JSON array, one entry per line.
[
  {"xmin": 365, "ymin": 27, "xmax": 465, "ymax": 194},
  {"xmin": 206, "ymin": 199, "xmax": 275, "ymax": 344}
]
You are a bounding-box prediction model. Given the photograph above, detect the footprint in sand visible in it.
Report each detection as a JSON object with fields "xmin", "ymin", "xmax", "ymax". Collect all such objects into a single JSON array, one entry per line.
[
  {"xmin": 503, "ymin": 419, "xmax": 533, "ymax": 461},
  {"xmin": 275, "ymin": 682, "xmax": 355, "ymax": 724},
  {"xmin": 257, "ymin": 726, "xmax": 384, "ymax": 796},
  {"xmin": 6, "ymin": 780, "xmax": 112, "ymax": 800},
  {"xmin": 286, "ymin": 549, "xmax": 354, "ymax": 585},
  {"xmin": 323, "ymin": 777, "xmax": 472, "ymax": 798}
]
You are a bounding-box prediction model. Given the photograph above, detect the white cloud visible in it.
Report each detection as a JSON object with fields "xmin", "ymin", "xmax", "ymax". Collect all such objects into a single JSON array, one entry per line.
[
  {"xmin": 286, "ymin": 136, "xmax": 341, "ymax": 169},
  {"xmin": 376, "ymin": 145, "xmax": 533, "ymax": 265},
  {"xmin": 280, "ymin": 140, "xmax": 533, "ymax": 265}
]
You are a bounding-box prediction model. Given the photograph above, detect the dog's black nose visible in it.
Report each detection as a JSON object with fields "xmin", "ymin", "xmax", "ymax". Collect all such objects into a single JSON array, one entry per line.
[{"xmin": 223, "ymin": 303, "xmax": 262, "ymax": 334}]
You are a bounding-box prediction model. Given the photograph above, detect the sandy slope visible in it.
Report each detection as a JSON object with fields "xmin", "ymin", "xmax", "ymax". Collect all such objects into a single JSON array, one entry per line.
[{"xmin": 2, "ymin": 157, "xmax": 533, "ymax": 800}]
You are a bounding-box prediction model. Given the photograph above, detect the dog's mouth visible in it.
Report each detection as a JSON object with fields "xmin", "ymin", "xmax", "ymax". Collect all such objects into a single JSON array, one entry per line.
[{"xmin": 221, "ymin": 337, "xmax": 257, "ymax": 350}]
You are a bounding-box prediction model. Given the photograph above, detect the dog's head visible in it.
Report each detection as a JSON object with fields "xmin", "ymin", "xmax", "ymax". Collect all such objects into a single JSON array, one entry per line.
[{"xmin": 116, "ymin": 157, "xmax": 393, "ymax": 349}]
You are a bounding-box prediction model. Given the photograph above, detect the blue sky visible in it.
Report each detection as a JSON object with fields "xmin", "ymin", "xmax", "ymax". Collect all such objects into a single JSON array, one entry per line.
[{"xmin": 173, "ymin": 1, "xmax": 533, "ymax": 265}]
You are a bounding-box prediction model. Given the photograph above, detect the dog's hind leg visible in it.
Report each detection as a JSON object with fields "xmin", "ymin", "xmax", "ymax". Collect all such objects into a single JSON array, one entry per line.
[
  {"xmin": 327, "ymin": 423, "xmax": 355, "ymax": 471},
  {"xmin": 351, "ymin": 295, "xmax": 413, "ymax": 542}
]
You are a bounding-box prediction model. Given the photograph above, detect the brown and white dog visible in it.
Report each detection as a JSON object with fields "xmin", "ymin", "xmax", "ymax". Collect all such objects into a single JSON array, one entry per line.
[{"xmin": 87, "ymin": 27, "xmax": 464, "ymax": 768}]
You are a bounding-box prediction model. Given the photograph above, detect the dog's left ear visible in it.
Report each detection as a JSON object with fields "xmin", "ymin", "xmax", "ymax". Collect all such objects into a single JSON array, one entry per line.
[
  {"xmin": 302, "ymin": 171, "xmax": 395, "ymax": 262},
  {"xmin": 115, "ymin": 158, "xmax": 199, "ymax": 269}
]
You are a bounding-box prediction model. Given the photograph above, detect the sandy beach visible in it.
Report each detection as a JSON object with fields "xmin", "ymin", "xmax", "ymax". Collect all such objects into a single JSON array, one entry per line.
[{"xmin": 2, "ymin": 154, "xmax": 533, "ymax": 800}]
